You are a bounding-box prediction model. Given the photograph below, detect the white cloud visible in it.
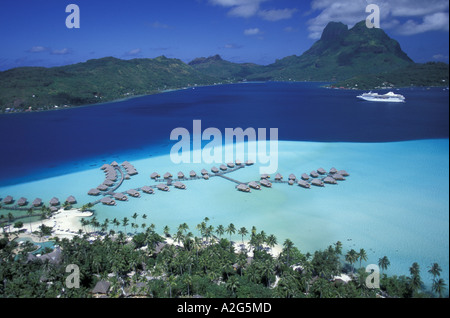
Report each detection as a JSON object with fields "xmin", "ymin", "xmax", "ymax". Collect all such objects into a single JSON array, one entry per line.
[
  {"xmin": 307, "ymin": 0, "xmax": 449, "ymax": 39},
  {"xmin": 124, "ymin": 48, "xmax": 142, "ymax": 56},
  {"xmin": 244, "ymin": 28, "xmax": 261, "ymax": 35},
  {"xmin": 28, "ymin": 46, "xmax": 48, "ymax": 53},
  {"xmin": 258, "ymin": 8, "xmax": 298, "ymax": 21},
  {"xmin": 51, "ymin": 48, "xmax": 71, "ymax": 55}
]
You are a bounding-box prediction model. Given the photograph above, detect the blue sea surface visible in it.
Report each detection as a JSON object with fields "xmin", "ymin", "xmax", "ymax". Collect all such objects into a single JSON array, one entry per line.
[{"xmin": 0, "ymin": 82, "xmax": 448, "ymax": 291}]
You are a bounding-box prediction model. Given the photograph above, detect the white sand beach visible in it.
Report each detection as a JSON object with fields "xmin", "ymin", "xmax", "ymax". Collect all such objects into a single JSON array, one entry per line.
[{"xmin": 14, "ymin": 208, "xmax": 93, "ymax": 241}]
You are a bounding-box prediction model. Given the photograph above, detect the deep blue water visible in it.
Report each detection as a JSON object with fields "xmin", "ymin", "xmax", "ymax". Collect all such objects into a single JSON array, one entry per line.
[{"xmin": 0, "ymin": 82, "xmax": 448, "ymax": 185}]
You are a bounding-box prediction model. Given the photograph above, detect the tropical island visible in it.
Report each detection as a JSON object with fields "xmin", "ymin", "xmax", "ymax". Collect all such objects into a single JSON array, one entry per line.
[
  {"xmin": 0, "ymin": 20, "xmax": 448, "ymax": 114},
  {"xmin": 0, "ymin": 209, "xmax": 447, "ymax": 298}
]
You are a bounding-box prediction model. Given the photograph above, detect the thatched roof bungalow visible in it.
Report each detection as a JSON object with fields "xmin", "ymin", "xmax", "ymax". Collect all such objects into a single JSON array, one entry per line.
[
  {"xmin": 317, "ymin": 168, "xmax": 326, "ymax": 175},
  {"xmin": 301, "ymin": 173, "xmax": 310, "ymax": 181},
  {"xmin": 3, "ymin": 196, "xmax": 13, "ymax": 204},
  {"xmin": 298, "ymin": 180, "xmax": 311, "ymax": 189},
  {"xmin": 245, "ymin": 160, "xmax": 254, "ymax": 166},
  {"xmin": 220, "ymin": 164, "xmax": 227, "ymax": 171},
  {"xmin": 275, "ymin": 173, "xmax": 283, "ymax": 180},
  {"xmin": 189, "ymin": 170, "xmax": 197, "ymax": 178},
  {"xmin": 177, "ymin": 171, "xmax": 185, "ymax": 179},
  {"xmin": 324, "ymin": 176, "xmax": 337, "ymax": 184},
  {"xmin": 237, "ymin": 184, "xmax": 250, "ymax": 192},
  {"xmin": 150, "ymin": 172, "xmax": 160, "ymax": 179},
  {"xmin": 330, "ymin": 167, "xmax": 338, "ymax": 174},
  {"xmin": 338, "ymin": 170, "xmax": 349, "ymax": 177},
  {"xmin": 141, "ymin": 186, "xmax": 154, "ymax": 194},
  {"xmin": 203, "ymin": 174, "xmax": 210, "ymax": 180},
  {"xmin": 49, "ymin": 197, "xmax": 60, "ymax": 206},
  {"xmin": 111, "ymin": 161, "xmax": 119, "ymax": 167},
  {"xmin": 66, "ymin": 196, "xmax": 77, "ymax": 204},
  {"xmin": 227, "ymin": 162, "xmax": 235, "ymax": 168},
  {"xmin": 126, "ymin": 189, "xmax": 140, "ymax": 197},
  {"xmin": 88, "ymin": 189, "xmax": 101, "ymax": 196},
  {"xmin": 100, "ymin": 197, "xmax": 116, "ymax": 206},
  {"xmin": 32, "ymin": 198, "xmax": 43, "ymax": 207},
  {"xmin": 201, "ymin": 169, "xmax": 208, "ymax": 175},
  {"xmin": 310, "ymin": 171, "xmax": 319, "ymax": 178},
  {"xmin": 333, "ymin": 174, "xmax": 345, "ymax": 181},
  {"xmin": 311, "ymin": 179, "xmax": 324, "ymax": 187},
  {"xmin": 235, "ymin": 159, "xmax": 242, "ymax": 166},
  {"xmin": 113, "ymin": 193, "xmax": 127, "ymax": 201},
  {"xmin": 211, "ymin": 166, "xmax": 219, "ymax": 173},
  {"xmin": 103, "ymin": 180, "xmax": 114, "ymax": 187},
  {"xmin": 173, "ymin": 182, "xmax": 186, "ymax": 190},
  {"xmin": 18, "ymin": 197, "xmax": 28, "ymax": 206},
  {"xmin": 157, "ymin": 184, "xmax": 170, "ymax": 191},
  {"xmin": 164, "ymin": 172, "xmax": 173, "ymax": 179},
  {"xmin": 260, "ymin": 179, "xmax": 272, "ymax": 188},
  {"xmin": 97, "ymin": 184, "xmax": 109, "ymax": 191},
  {"xmin": 260, "ymin": 174, "xmax": 270, "ymax": 179},
  {"xmin": 288, "ymin": 180, "xmax": 295, "ymax": 185},
  {"xmin": 248, "ymin": 181, "xmax": 261, "ymax": 190}
]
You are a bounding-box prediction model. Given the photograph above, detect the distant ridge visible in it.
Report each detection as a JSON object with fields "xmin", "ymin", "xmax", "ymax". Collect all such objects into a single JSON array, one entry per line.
[{"xmin": 0, "ymin": 21, "xmax": 447, "ymax": 112}]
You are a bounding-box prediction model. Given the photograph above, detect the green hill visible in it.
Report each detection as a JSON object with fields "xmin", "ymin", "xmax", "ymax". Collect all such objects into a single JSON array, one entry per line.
[
  {"xmin": 0, "ymin": 56, "xmax": 216, "ymax": 111},
  {"xmin": 332, "ymin": 62, "xmax": 449, "ymax": 89},
  {"xmin": 247, "ymin": 21, "xmax": 414, "ymax": 82}
]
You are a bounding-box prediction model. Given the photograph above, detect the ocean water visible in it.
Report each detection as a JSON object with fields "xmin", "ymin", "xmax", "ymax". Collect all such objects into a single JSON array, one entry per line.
[{"xmin": 0, "ymin": 82, "xmax": 448, "ymax": 290}]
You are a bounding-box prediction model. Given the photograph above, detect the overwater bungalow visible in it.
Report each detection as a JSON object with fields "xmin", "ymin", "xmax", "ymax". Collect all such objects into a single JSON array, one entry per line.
[
  {"xmin": 101, "ymin": 164, "xmax": 109, "ymax": 170},
  {"xmin": 113, "ymin": 193, "xmax": 128, "ymax": 201},
  {"xmin": 220, "ymin": 164, "xmax": 228, "ymax": 171},
  {"xmin": 298, "ymin": 180, "xmax": 311, "ymax": 189},
  {"xmin": 100, "ymin": 197, "xmax": 116, "ymax": 206},
  {"xmin": 124, "ymin": 174, "xmax": 131, "ymax": 180},
  {"xmin": 103, "ymin": 180, "xmax": 114, "ymax": 187},
  {"xmin": 32, "ymin": 198, "xmax": 43, "ymax": 207},
  {"xmin": 301, "ymin": 173, "xmax": 310, "ymax": 181},
  {"xmin": 157, "ymin": 184, "xmax": 170, "ymax": 191},
  {"xmin": 18, "ymin": 197, "xmax": 28, "ymax": 206},
  {"xmin": 338, "ymin": 170, "xmax": 349, "ymax": 177},
  {"xmin": 201, "ymin": 169, "xmax": 208, "ymax": 175},
  {"xmin": 126, "ymin": 189, "xmax": 140, "ymax": 197},
  {"xmin": 66, "ymin": 196, "xmax": 77, "ymax": 204},
  {"xmin": 111, "ymin": 161, "xmax": 119, "ymax": 167},
  {"xmin": 324, "ymin": 176, "xmax": 337, "ymax": 184},
  {"xmin": 141, "ymin": 186, "xmax": 154, "ymax": 194},
  {"xmin": 275, "ymin": 173, "xmax": 283, "ymax": 180},
  {"xmin": 310, "ymin": 171, "xmax": 319, "ymax": 178},
  {"xmin": 203, "ymin": 174, "xmax": 210, "ymax": 180},
  {"xmin": 260, "ymin": 174, "xmax": 270, "ymax": 179},
  {"xmin": 332, "ymin": 173, "xmax": 345, "ymax": 181},
  {"xmin": 150, "ymin": 172, "xmax": 160, "ymax": 179},
  {"xmin": 164, "ymin": 172, "xmax": 173, "ymax": 179},
  {"xmin": 97, "ymin": 184, "xmax": 109, "ymax": 191},
  {"xmin": 227, "ymin": 162, "xmax": 235, "ymax": 168},
  {"xmin": 3, "ymin": 196, "xmax": 13, "ymax": 204},
  {"xmin": 49, "ymin": 206, "xmax": 59, "ymax": 213},
  {"xmin": 311, "ymin": 179, "xmax": 324, "ymax": 187},
  {"xmin": 248, "ymin": 181, "xmax": 261, "ymax": 190},
  {"xmin": 211, "ymin": 166, "xmax": 219, "ymax": 173},
  {"xmin": 260, "ymin": 179, "xmax": 272, "ymax": 188},
  {"xmin": 50, "ymin": 197, "xmax": 60, "ymax": 206},
  {"xmin": 235, "ymin": 159, "xmax": 242, "ymax": 166},
  {"xmin": 317, "ymin": 168, "xmax": 327, "ymax": 175},
  {"xmin": 288, "ymin": 180, "xmax": 295, "ymax": 185},
  {"xmin": 245, "ymin": 160, "xmax": 254, "ymax": 166},
  {"xmin": 177, "ymin": 172, "xmax": 185, "ymax": 179},
  {"xmin": 189, "ymin": 170, "xmax": 197, "ymax": 178},
  {"xmin": 173, "ymin": 182, "xmax": 186, "ymax": 190},
  {"xmin": 330, "ymin": 167, "xmax": 338, "ymax": 174},
  {"xmin": 88, "ymin": 189, "xmax": 101, "ymax": 196},
  {"xmin": 289, "ymin": 174, "xmax": 296, "ymax": 180},
  {"xmin": 237, "ymin": 184, "xmax": 250, "ymax": 192}
]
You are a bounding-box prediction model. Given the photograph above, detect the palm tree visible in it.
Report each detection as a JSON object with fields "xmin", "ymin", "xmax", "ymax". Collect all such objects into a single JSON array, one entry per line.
[
  {"xmin": 122, "ymin": 217, "xmax": 129, "ymax": 234},
  {"xmin": 345, "ymin": 249, "xmax": 358, "ymax": 274},
  {"xmin": 428, "ymin": 263, "xmax": 442, "ymax": 280},
  {"xmin": 163, "ymin": 225, "xmax": 170, "ymax": 237},
  {"xmin": 409, "ymin": 262, "xmax": 423, "ymax": 294},
  {"xmin": 334, "ymin": 241, "xmax": 343, "ymax": 255},
  {"xmin": 358, "ymin": 248, "xmax": 368, "ymax": 268},
  {"xmin": 226, "ymin": 223, "xmax": 236, "ymax": 242},
  {"xmin": 282, "ymin": 239, "xmax": 294, "ymax": 265},
  {"xmin": 432, "ymin": 278, "xmax": 447, "ymax": 298},
  {"xmin": 238, "ymin": 227, "xmax": 248, "ymax": 243},
  {"xmin": 266, "ymin": 234, "xmax": 277, "ymax": 252},
  {"xmin": 378, "ymin": 256, "xmax": 390, "ymax": 273},
  {"xmin": 215, "ymin": 224, "xmax": 225, "ymax": 238},
  {"xmin": 27, "ymin": 208, "xmax": 33, "ymax": 233}
]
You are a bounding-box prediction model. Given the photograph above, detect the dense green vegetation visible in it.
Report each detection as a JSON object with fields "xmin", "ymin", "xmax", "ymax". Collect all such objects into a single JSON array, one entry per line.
[
  {"xmin": 332, "ymin": 62, "xmax": 449, "ymax": 89},
  {"xmin": 0, "ymin": 215, "xmax": 447, "ymax": 298},
  {"xmin": 1, "ymin": 21, "xmax": 447, "ymax": 113}
]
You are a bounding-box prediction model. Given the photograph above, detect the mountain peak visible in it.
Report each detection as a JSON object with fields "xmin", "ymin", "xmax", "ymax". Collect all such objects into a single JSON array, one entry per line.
[
  {"xmin": 320, "ymin": 21, "xmax": 348, "ymax": 42},
  {"xmin": 188, "ymin": 55, "xmax": 223, "ymax": 65}
]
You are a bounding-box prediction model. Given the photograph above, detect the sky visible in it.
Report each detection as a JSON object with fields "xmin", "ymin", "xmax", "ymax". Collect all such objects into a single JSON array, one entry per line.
[{"xmin": 0, "ymin": 0, "xmax": 448, "ymax": 71}]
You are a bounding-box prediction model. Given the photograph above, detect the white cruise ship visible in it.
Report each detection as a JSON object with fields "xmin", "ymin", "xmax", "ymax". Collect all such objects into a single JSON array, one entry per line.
[{"xmin": 357, "ymin": 91, "xmax": 405, "ymax": 103}]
